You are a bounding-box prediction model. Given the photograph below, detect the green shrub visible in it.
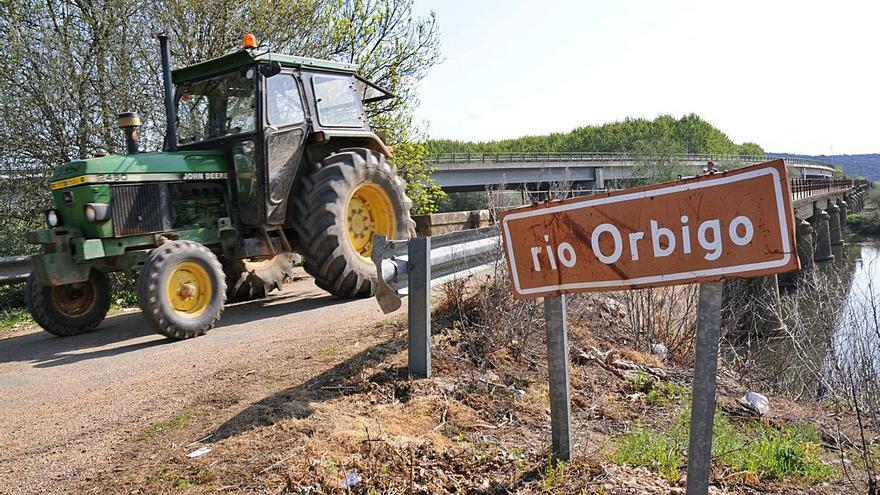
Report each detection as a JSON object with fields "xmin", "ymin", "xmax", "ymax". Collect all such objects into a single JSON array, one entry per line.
[{"xmin": 847, "ymin": 212, "xmax": 880, "ymax": 236}]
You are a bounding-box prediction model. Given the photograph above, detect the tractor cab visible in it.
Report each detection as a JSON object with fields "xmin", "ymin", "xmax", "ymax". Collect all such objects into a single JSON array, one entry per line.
[{"xmin": 170, "ymin": 48, "xmax": 394, "ymax": 227}]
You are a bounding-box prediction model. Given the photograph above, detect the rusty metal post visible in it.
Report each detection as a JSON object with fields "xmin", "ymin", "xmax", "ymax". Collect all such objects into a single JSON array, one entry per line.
[
  {"xmin": 544, "ymin": 295, "xmax": 572, "ymax": 461},
  {"xmin": 686, "ymin": 282, "xmax": 723, "ymax": 495}
]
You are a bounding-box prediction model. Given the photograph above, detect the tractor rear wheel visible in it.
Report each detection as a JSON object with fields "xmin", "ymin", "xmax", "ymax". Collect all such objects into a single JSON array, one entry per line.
[
  {"xmin": 294, "ymin": 148, "xmax": 414, "ymax": 298},
  {"xmin": 138, "ymin": 240, "xmax": 226, "ymax": 339},
  {"xmin": 224, "ymin": 254, "xmax": 296, "ymax": 302},
  {"xmin": 26, "ymin": 271, "xmax": 111, "ymax": 336}
]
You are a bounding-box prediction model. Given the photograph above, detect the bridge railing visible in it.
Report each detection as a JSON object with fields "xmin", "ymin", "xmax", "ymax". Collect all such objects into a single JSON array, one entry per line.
[
  {"xmin": 428, "ymin": 152, "xmax": 835, "ymax": 170},
  {"xmin": 790, "ymin": 177, "xmax": 868, "ymax": 201}
]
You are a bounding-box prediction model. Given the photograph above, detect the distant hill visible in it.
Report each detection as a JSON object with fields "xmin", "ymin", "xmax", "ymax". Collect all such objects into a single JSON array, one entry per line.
[{"xmin": 770, "ymin": 153, "xmax": 880, "ymax": 181}]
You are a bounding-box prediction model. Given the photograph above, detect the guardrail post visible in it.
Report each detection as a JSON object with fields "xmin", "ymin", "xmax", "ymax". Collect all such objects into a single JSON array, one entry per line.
[
  {"xmin": 544, "ymin": 294, "xmax": 572, "ymax": 461},
  {"xmin": 408, "ymin": 236, "xmax": 431, "ymax": 378}
]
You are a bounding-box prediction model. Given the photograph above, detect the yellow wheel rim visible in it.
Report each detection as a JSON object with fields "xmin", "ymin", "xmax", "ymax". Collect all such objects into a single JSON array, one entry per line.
[
  {"xmin": 346, "ymin": 183, "xmax": 396, "ymax": 259},
  {"xmin": 166, "ymin": 262, "xmax": 212, "ymax": 318}
]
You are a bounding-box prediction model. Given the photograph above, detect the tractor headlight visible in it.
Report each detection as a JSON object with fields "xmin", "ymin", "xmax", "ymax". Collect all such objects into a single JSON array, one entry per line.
[
  {"xmin": 46, "ymin": 208, "xmax": 61, "ymax": 227},
  {"xmin": 84, "ymin": 203, "xmax": 111, "ymax": 223}
]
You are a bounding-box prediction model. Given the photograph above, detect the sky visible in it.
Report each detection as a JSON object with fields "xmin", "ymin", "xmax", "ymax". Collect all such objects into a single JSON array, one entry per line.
[{"xmin": 412, "ymin": 0, "xmax": 880, "ymax": 155}]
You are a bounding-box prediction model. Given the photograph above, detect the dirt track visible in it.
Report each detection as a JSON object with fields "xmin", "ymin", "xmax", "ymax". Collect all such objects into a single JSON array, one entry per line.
[{"xmin": 0, "ymin": 275, "xmax": 400, "ymax": 494}]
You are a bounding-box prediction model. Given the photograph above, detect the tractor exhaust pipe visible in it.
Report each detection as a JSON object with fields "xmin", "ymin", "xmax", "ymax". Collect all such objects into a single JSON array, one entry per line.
[{"xmin": 158, "ymin": 34, "xmax": 178, "ymax": 151}]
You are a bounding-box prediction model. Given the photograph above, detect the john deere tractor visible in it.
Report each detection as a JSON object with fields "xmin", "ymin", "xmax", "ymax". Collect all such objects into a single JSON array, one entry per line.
[{"xmin": 25, "ymin": 35, "xmax": 414, "ymax": 339}]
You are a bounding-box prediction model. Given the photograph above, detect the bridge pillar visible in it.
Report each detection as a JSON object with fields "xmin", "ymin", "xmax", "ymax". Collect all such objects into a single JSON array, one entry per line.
[
  {"xmin": 758, "ymin": 274, "xmax": 786, "ymax": 334},
  {"xmin": 796, "ymin": 218, "xmax": 815, "ymax": 271},
  {"xmin": 594, "ymin": 167, "xmax": 605, "ymax": 191},
  {"xmin": 827, "ymin": 200, "xmax": 843, "ymax": 246},
  {"xmin": 837, "ymin": 199, "xmax": 848, "ymax": 231},
  {"xmin": 781, "ymin": 218, "xmax": 815, "ymax": 288},
  {"xmin": 809, "ymin": 205, "xmax": 834, "ymax": 262}
]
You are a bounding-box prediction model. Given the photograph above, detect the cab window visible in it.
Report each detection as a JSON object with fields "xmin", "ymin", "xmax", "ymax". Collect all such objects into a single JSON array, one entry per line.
[
  {"xmin": 266, "ymin": 74, "xmax": 305, "ymax": 126},
  {"xmin": 311, "ymin": 74, "xmax": 365, "ymax": 127}
]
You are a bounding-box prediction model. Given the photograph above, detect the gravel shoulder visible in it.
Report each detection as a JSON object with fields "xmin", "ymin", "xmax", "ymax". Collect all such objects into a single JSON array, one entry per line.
[{"xmin": 0, "ymin": 275, "xmax": 401, "ymax": 494}]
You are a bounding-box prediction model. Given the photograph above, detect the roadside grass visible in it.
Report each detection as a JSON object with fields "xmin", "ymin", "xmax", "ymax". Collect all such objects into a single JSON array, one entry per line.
[
  {"xmin": 1, "ymin": 307, "xmax": 32, "ymax": 332},
  {"xmin": 136, "ymin": 411, "xmax": 192, "ymax": 441},
  {"xmin": 612, "ymin": 408, "xmax": 835, "ymax": 483}
]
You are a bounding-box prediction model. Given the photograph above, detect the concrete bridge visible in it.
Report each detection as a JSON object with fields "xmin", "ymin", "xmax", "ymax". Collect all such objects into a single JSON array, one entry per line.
[
  {"xmin": 788, "ymin": 178, "xmax": 870, "ymax": 271},
  {"xmin": 429, "ymin": 153, "xmax": 835, "ymax": 192},
  {"xmin": 746, "ymin": 177, "xmax": 871, "ymax": 334}
]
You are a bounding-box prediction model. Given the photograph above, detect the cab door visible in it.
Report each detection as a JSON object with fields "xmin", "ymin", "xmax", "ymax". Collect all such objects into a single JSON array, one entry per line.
[{"xmin": 263, "ymin": 71, "xmax": 308, "ymax": 225}]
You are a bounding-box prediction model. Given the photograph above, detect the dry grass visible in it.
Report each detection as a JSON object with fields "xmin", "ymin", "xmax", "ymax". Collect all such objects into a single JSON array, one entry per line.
[{"xmin": 76, "ymin": 275, "xmax": 875, "ymax": 494}]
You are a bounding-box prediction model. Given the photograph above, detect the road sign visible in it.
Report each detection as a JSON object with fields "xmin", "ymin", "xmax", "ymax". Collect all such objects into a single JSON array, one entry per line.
[{"xmin": 500, "ymin": 159, "xmax": 799, "ymax": 298}]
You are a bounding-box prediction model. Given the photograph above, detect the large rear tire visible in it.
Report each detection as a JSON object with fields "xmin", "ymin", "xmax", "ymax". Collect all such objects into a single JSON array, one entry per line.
[
  {"xmin": 293, "ymin": 148, "xmax": 414, "ymax": 298},
  {"xmin": 223, "ymin": 254, "xmax": 296, "ymax": 302},
  {"xmin": 25, "ymin": 271, "xmax": 112, "ymax": 337},
  {"xmin": 138, "ymin": 240, "xmax": 226, "ymax": 340}
]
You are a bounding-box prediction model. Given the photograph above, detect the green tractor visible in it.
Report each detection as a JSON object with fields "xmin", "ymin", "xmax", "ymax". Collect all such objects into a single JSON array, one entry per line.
[{"xmin": 25, "ymin": 35, "xmax": 414, "ymax": 339}]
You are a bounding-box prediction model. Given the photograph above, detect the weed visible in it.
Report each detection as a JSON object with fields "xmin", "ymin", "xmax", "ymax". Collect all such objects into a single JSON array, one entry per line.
[
  {"xmin": 626, "ymin": 373, "xmax": 687, "ymax": 407},
  {"xmin": 1, "ymin": 307, "xmax": 31, "ymax": 331},
  {"xmin": 628, "ymin": 371, "xmax": 653, "ymax": 393},
  {"xmin": 195, "ymin": 466, "xmax": 218, "ymax": 485},
  {"xmin": 645, "ymin": 381, "xmax": 688, "ymax": 407},
  {"xmin": 374, "ymin": 319, "xmax": 398, "ymax": 330},
  {"xmin": 173, "ymin": 477, "xmax": 191, "ymax": 490},
  {"xmin": 136, "ymin": 411, "xmax": 192, "ymax": 441},
  {"xmin": 612, "ymin": 409, "xmax": 834, "ymax": 483},
  {"xmin": 612, "ymin": 424, "xmax": 683, "ymax": 481},
  {"xmin": 148, "ymin": 466, "xmax": 191, "ymax": 490},
  {"xmin": 727, "ymin": 424, "xmax": 834, "ymax": 482},
  {"xmin": 318, "ymin": 344, "xmax": 338, "ymax": 356},
  {"xmin": 540, "ymin": 458, "xmax": 567, "ymax": 493}
]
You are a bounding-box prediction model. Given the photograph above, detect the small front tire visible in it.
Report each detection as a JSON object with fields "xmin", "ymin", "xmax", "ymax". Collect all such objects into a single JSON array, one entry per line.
[
  {"xmin": 223, "ymin": 254, "xmax": 295, "ymax": 302},
  {"xmin": 26, "ymin": 271, "xmax": 112, "ymax": 337},
  {"xmin": 138, "ymin": 240, "xmax": 226, "ymax": 340}
]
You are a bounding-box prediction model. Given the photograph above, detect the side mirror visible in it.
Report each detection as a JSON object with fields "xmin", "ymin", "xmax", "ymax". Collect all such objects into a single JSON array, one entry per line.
[{"xmin": 259, "ymin": 61, "xmax": 282, "ymax": 78}]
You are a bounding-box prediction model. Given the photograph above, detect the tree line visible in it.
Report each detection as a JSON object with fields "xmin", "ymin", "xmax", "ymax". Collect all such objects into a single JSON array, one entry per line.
[{"xmin": 426, "ymin": 114, "xmax": 765, "ymax": 157}]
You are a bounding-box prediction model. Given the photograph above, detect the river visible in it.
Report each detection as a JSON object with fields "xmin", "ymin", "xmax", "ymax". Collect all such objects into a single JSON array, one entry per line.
[{"xmin": 735, "ymin": 239, "xmax": 880, "ymax": 400}]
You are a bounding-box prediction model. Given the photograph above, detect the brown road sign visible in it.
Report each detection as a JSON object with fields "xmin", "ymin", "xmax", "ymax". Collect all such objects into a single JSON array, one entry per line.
[{"xmin": 500, "ymin": 159, "xmax": 799, "ymax": 299}]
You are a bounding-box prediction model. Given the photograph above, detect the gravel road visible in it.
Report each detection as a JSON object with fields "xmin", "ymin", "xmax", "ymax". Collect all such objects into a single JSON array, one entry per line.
[{"xmin": 0, "ymin": 275, "xmax": 400, "ymax": 494}]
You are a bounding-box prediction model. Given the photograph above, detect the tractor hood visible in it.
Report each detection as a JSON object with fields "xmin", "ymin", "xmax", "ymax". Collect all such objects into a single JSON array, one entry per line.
[{"xmin": 50, "ymin": 151, "xmax": 227, "ymax": 190}]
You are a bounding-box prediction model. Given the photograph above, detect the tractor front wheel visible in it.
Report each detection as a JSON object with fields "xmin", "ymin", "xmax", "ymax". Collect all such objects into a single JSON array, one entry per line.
[
  {"xmin": 138, "ymin": 240, "xmax": 226, "ymax": 339},
  {"xmin": 294, "ymin": 148, "xmax": 414, "ymax": 298},
  {"xmin": 223, "ymin": 254, "xmax": 296, "ymax": 302},
  {"xmin": 26, "ymin": 271, "xmax": 112, "ymax": 337}
]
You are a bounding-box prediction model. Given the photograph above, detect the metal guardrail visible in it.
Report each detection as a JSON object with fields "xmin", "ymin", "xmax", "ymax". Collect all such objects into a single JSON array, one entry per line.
[
  {"xmin": 370, "ymin": 226, "xmax": 502, "ymax": 377},
  {"xmin": 428, "ymin": 152, "xmax": 836, "ymax": 170},
  {"xmin": 0, "ymin": 256, "xmax": 32, "ymax": 285}
]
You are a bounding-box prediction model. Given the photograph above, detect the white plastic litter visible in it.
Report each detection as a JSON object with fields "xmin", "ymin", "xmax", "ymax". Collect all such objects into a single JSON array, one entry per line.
[
  {"xmin": 650, "ymin": 343, "xmax": 669, "ymax": 361},
  {"xmin": 186, "ymin": 446, "xmax": 212, "ymax": 458},
  {"xmin": 739, "ymin": 391, "xmax": 770, "ymax": 416}
]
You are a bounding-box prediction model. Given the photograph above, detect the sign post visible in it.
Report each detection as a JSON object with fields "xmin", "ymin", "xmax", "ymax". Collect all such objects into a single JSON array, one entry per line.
[
  {"xmin": 685, "ymin": 281, "xmax": 723, "ymax": 494},
  {"xmin": 544, "ymin": 294, "xmax": 572, "ymax": 461},
  {"xmin": 498, "ymin": 160, "xmax": 799, "ymax": 488}
]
